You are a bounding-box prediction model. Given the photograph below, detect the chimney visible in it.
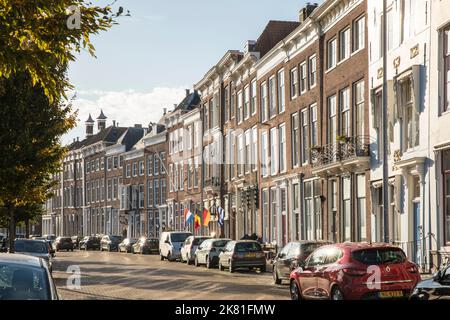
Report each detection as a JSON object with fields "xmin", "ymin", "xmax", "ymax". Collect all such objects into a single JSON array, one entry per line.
[
  {"xmin": 244, "ymin": 40, "xmax": 257, "ymax": 54},
  {"xmin": 113, "ymin": 120, "xmax": 116, "ymax": 127},
  {"xmin": 77, "ymin": 137, "xmax": 80, "ymax": 142},
  {"xmin": 85, "ymin": 114, "xmax": 94, "ymax": 138},
  {"xmin": 299, "ymin": 3, "xmax": 318, "ymax": 23},
  {"xmin": 163, "ymin": 108, "xmax": 167, "ymax": 115},
  {"xmin": 97, "ymin": 109, "xmax": 107, "ymax": 132},
  {"xmin": 185, "ymin": 89, "xmax": 190, "ymax": 97}
]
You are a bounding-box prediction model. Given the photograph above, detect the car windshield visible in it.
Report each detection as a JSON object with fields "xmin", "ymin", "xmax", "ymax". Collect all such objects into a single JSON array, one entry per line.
[
  {"xmin": 212, "ymin": 240, "xmax": 229, "ymax": 248},
  {"xmin": 14, "ymin": 242, "xmax": 48, "ymax": 254},
  {"xmin": 301, "ymin": 243, "xmax": 325, "ymax": 256},
  {"xmin": 192, "ymin": 237, "xmax": 209, "ymax": 245},
  {"xmin": 110, "ymin": 236, "xmax": 122, "ymax": 242},
  {"xmin": 235, "ymin": 242, "xmax": 262, "ymax": 252},
  {"xmin": 352, "ymin": 248, "xmax": 406, "ymax": 265},
  {"xmin": 171, "ymin": 233, "xmax": 191, "ymax": 243},
  {"xmin": 0, "ymin": 264, "xmax": 50, "ymax": 300}
]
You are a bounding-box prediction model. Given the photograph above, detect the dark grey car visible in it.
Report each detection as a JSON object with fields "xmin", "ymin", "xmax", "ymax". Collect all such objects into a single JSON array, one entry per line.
[
  {"xmin": 218, "ymin": 240, "xmax": 266, "ymax": 273},
  {"xmin": 410, "ymin": 265, "xmax": 450, "ymax": 300},
  {"xmin": 272, "ymin": 241, "xmax": 332, "ymax": 284},
  {"xmin": 13, "ymin": 240, "xmax": 53, "ymax": 273}
]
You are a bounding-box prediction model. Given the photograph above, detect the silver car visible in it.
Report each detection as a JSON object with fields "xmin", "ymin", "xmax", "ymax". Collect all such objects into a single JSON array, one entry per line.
[
  {"xmin": 180, "ymin": 236, "xmax": 211, "ymax": 264},
  {"xmin": 0, "ymin": 253, "xmax": 58, "ymax": 300},
  {"xmin": 194, "ymin": 239, "xmax": 231, "ymax": 268},
  {"xmin": 13, "ymin": 240, "xmax": 53, "ymax": 273}
]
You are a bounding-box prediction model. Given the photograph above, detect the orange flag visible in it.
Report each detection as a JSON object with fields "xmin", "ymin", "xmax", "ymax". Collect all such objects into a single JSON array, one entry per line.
[{"xmin": 203, "ymin": 208, "xmax": 211, "ymax": 227}]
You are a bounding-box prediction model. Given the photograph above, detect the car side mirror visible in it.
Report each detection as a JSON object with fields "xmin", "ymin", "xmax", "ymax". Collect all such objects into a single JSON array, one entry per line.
[
  {"xmin": 434, "ymin": 270, "xmax": 442, "ymax": 282},
  {"xmin": 279, "ymin": 253, "xmax": 286, "ymax": 259}
]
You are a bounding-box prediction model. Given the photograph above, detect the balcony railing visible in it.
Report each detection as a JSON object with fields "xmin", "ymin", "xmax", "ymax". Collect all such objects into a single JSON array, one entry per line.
[{"xmin": 311, "ymin": 136, "xmax": 370, "ymax": 168}]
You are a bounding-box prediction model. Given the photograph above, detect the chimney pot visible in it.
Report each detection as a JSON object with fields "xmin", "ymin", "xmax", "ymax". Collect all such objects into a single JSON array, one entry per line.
[
  {"xmin": 113, "ymin": 120, "xmax": 116, "ymax": 127},
  {"xmin": 186, "ymin": 89, "xmax": 190, "ymax": 97},
  {"xmin": 163, "ymin": 108, "xmax": 167, "ymax": 115}
]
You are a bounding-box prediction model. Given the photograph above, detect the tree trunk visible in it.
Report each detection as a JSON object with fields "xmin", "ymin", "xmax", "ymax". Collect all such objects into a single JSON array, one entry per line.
[
  {"xmin": 8, "ymin": 206, "xmax": 16, "ymax": 253},
  {"xmin": 25, "ymin": 217, "xmax": 30, "ymax": 238}
]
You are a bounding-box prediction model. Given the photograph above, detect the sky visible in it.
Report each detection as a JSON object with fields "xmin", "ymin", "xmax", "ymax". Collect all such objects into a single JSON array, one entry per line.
[{"xmin": 64, "ymin": 0, "xmax": 316, "ymax": 144}]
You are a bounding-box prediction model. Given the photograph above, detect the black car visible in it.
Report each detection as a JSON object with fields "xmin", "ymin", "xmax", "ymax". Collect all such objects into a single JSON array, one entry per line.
[
  {"xmin": 100, "ymin": 235, "xmax": 122, "ymax": 252},
  {"xmin": 80, "ymin": 236, "xmax": 101, "ymax": 251},
  {"xmin": 410, "ymin": 265, "xmax": 450, "ymax": 300},
  {"xmin": 272, "ymin": 240, "xmax": 331, "ymax": 284},
  {"xmin": 53, "ymin": 237, "xmax": 74, "ymax": 252}
]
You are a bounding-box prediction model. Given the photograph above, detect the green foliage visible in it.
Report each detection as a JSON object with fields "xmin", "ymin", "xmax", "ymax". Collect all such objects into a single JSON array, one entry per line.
[{"xmin": 0, "ymin": 0, "xmax": 126, "ymax": 101}]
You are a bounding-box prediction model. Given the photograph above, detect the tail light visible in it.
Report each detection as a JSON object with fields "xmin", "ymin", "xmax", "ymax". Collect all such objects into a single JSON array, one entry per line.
[
  {"xmin": 343, "ymin": 268, "xmax": 367, "ymax": 276},
  {"xmin": 406, "ymin": 265, "xmax": 418, "ymax": 274}
]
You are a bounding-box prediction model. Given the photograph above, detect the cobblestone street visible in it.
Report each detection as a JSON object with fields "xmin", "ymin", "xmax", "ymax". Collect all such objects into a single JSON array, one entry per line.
[{"xmin": 52, "ymin": 250, "xmax": 289, "ymax": 300}]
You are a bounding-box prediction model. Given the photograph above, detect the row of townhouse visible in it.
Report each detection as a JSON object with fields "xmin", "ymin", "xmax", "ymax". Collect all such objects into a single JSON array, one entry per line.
[{"xmin": 43, "ymin": 0, "xmax": 450, "ymax": 272}]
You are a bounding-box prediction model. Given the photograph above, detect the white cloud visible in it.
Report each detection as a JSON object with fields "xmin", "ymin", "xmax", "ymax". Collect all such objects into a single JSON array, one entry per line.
[{"xmin": 63, "ymin": 87, "xmax": 187, "ymax": 145}]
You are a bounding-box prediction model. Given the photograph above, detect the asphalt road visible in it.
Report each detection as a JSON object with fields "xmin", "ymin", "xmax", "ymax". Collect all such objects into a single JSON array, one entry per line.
[{"xmin": 52, "ymin": 250, "xmax": 290, "ymax": 300}]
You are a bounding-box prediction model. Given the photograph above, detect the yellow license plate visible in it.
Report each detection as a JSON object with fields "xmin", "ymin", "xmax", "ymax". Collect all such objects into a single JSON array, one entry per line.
[
  {"xmin": 379, "ymin": 291, "xmax": 403, "ymax": 298},
  {"xmin": 245, "ymin": 253, "xmax": 257, "ymax": 258}
]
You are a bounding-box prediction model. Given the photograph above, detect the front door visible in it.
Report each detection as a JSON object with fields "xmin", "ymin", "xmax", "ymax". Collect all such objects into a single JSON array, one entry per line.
[{"xmin": 413, "ymin": 202, "xmax": 421, "ymax": 265}]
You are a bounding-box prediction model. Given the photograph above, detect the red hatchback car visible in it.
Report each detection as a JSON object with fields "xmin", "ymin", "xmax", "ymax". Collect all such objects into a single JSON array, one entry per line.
[{"xmin": 289, "ymin": 243, "xmax": 421, "ymax": 300}]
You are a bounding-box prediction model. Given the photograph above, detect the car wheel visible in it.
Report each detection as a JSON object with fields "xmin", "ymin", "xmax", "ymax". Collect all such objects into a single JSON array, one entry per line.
[
  {"xmin": 160, "ymin": 252, "xmax": 164, "ymax": 261},
  {"xmin": 273, "ymin": 267, "xmax": 282, "ymax": 285},
  {"xmin": 167, "ymin": 252, "xmax": 172, "ymax": 262},
  {"xmin": 194, "ymin": 257, "xmax": 199, "ymax": 267},
  {"xmin": 260, "ymin": 265, "xmax": 266, "ymax": 273},
  {"xmin": 229, "ymin": 261, "xmax": 234, "ymax": 273},
  {"xmin": 331, "ymin": 287, "xmax": 344, "ymax": 301},
  {"xmin": 290, "ymin": 280, "xmax": 301, "ymax": 301},
  {"xmin": 187, "ymin": 255, "xmax": 192, "ymax": 265},
  {"xmin": 108, "ymin": 246, "xmax": 111, "ymax": 252},
  {"xmin": 218, "ymin": 262, "xmax": 224, "ymax": 271},
  {"xmin": 206, "ymin": 256, "xmax": 211, "ymax": 269}
]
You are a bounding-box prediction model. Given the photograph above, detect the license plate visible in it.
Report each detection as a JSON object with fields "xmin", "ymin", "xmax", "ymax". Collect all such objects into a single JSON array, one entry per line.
[
  {"xmin": 379, "ymin": 291, "xmax": 403, "ymax": 298},
  {"xmin": 245, "ymin": 253, "xmax": 257, "ymax": 258}
]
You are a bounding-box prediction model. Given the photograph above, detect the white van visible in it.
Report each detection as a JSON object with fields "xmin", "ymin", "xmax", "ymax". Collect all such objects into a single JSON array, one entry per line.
[{"xmin": 159, "ymin": 231, "xmax": 192, "ymax": 261}]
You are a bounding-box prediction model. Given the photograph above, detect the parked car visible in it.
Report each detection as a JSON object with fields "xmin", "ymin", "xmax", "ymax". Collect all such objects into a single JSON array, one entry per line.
[
  {"xmin": 132, "ymin": 238, "xmax": 159, "ymax": 254},
  {"xmin": 71, "ymin": 236, "xmax": 83, "ymax": 249},
  {"xmin": 273, "ymin": 241, "xmax": 331, "ymax": 284},
  {"xmin": 13, "ymin": 239, "xmax": 53, "ymax": 273},
  {"xmin": 0, "ymin": 253, "xmax": 59, "ymax": 300},
  {"xmin": 53, "ymin": 237, "xmax": 74, "ymax": 252},
  {"xmin": 218, "ymin": 240, "xmax": 266, "ymax": 273},
  {"xmin": 289, "ymin": 243, "xmax": 421, "ymax": 300},
  {"xmin": 118, "ymin": 238, "xmax": 137, "ymax": 253},
  {"xmin": 410, "ymin": 265, "xmax": 450, "ymax": 300},
  {"xmin": 159, "ymin": 231, "xmax": 193, "ymax": 261},
  {"xmin": 194, "ymin": 238, "xmax": 231, "ymax": 268},
  {"xmin": 79, "ymin": 236, "xmax": 101, "ymax": 251},
  {"xmin": 180, "ymin": 236, "xmax": 211, "ymax": 264},
  {"xmin": 100, "ymin": 235, "xmax": 122, "ymax": 252}
]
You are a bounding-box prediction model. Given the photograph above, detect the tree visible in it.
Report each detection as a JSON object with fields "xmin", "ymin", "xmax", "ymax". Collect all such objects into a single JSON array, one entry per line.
[
  {"xmin": 0, "ymin": 73, "xmax": 76, "ymax": 252},
  {"xmin": 0, "ymin": 0, "xmax": 127, "ymax": 101}
]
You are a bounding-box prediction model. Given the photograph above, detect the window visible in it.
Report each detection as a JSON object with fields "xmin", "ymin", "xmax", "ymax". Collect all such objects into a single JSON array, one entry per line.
[
  {"xmin": 354, "ymin": 80, "xmax": 365, "ymax": 137},
  {"xmin": 224, "ymin": 86, "xmax": 230, "ymax": 122},
  {"xmin": 161, "ymin": 178, "xmax": 166, "ymax": 204},
  {"xmin": 139, "ymin": 184, "xmax": 144, "ymax": 209},
  {"xmin": 100, "ymin": 158, "xmax": 104, "ymax": 170},
  {"xmin": 132, "ymin": 162, "xmax": 137, "ymax": 177},
  {"xmin": 126, "ymin": 164, "xmax": 131, "ymax": 178},
  {"xmin": 309, "ymin": 56, "xmax": 317, "ymax": 88},
  {"xmin": 291, "ymin": 113, "xmax": 300, "ymax": 167},
  {"xmin": 290, "ymin": 68, "xmax": 298, "ymax": 100},
  {"xmin": 342, "ymin": 176, "xmax": 351, "ymax": 242},
  {"xmin": 169, "ymin": 164, "xmax": 173, "ymax": 192},
  {"xmin": 179, "ymin": 162, "xmax": 184, "ymax": 190},
  {"xmin": 107, "ymin": 157, "xmax": 112, "ymax": 171},
  {"xmin": 203, "ymin": 103, "xmax": 209, "ymax": 131},
  {"xmin": 328, "ymin": 95, "xmax": 337, "ymax": 144},
  {"xmin": 230, "ymin": 84, "xmax": 235, "ymax": 120},
  {"xmin": 340, "ymin": 88, "xmax": 351, "ymax": 137},
  {"xmin": 113, "ymin": 177, "xmax": 118, "ymax": 200},
  {"xmin": 357, "ymin": 174, "xmax": 366, "ymax": 241},
  {"xmin": 251, "ymin": 127, "xmax": 257, "ymax": 172},
  {"xmin": 301, "ymin": 109, "xmax": 309, "ymax": 164},
  {"xmin": 139, "ymin": 161, "xmax": 144, "ymax": 176},
  {"xmin": 444, "ymin": 26, "xmax": 450, "ymax": 112},
  {"xmin": 154, "ymin": 154, "xmax": 160, "ymax": 175},
  {"xmin": 399, "ymin": 76, "xmax": 419, "ymax": 151},
  {"xmin": 237, "ymin": 90, "xmax": 243, "ymax": 124},
  {"xmin": 160, "ymin": 152, "xmax": 166, "ymax": 174},
  {"xmin": 119, "ymin": 156, "xmax": 123, "ymax": 168},
  {"xmin": 113, "ymin": 156, "xmax": 118, "ymax": 169},
  {"xmin": 147, "ymin": 180, "xmax": 153, "ymax": 207},
  {"xmin": 194, "ymin": 121, "xmax": 200, "ymax": 148},
  {"xmin": 327, "ymin": 38, "xmax": 337, "ymax": 69},
  {"xmin": 237, "ymin": 134, "xmax": 244, "ymax": 176},
  {"xmin": 260, "ymin": 82, "xmax": 268, "ymax": 122},
  {"xmin": 107, "ymin": 179, "xmax": 112, "ymax": 201},
  {"xmin": 261, "ymin": 131, "xmax": 268, "ymax": 177},
  {"xmin": 387, "ymin": 9, "xmax": 394, "ymax": 51},
  {"xmin": 270, "ymin": 188, "xmax": 277, "ymax": 241},
  {"xmin": 339, "ymin": 27, "xmax": 350, "ymax": 61},
  {"xmin": 269, "ymin": 127, "xmax": 279, "ymax": 176},
  {"xmin": 278, "ymin": 69, "xmax": 285, "ymax": 113},
  {"xmin": 300, "ymin": 62, "xmax": 307, "ymax": 94},
  {"xmin": 279, "ymin": 124, "xmax": 286, "ymax": 173},
  {"xmin": 244, "ymin": 130, "xmax": 251, "ymax": 174},
  {"xmin": 214, "ymin": 93, "xmax": 220, "ymax": 128},
  {"xmin": 244, "ymin": 85, "xmax": 250, "ymax": 120},
  {"xmin": 269, "ymin": 76, "xmax": 276, "ymax": 118},
  {"xmin": 147, "ymin": 155, "xmax": 153, "ymax": 176},
  {"xmin": 444, "ymin": 150, "xmax": 450, "ymax": 244},
  {"xmin": 353, "ymin": 15, "xmax": 365, "ymax": 52},
  {"xmin": 310, "ymin": 104, "xmax": 318, "ymax": 148},
  {"xmin": 251, "ymin": 80, "xmax": 257, "ymax": 116},
  {"xmin": 373, "ymin": 89, "xmax": 383, "ymax": 159},
  {"xmin": 262, "ymin": 189, "xmax": 269, "ymax": 242},
  {"xmin": 194, "ymin": 158, "xmax": 199, "ymax": 188},
  {"xmin": 154, "ymin": 179, "xmax": 159, "ymax": 206}
]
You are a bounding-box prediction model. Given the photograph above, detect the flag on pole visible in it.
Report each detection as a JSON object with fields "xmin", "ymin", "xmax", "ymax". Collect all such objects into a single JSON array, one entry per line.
[
  {"xmin": 194, "ymin": 213, "xmax": 201, "ymax": 231},
  {"xmin": 184, "ymin": 208, "xmax": 193, "ymax": 224},
  {"xmin": 217, "ymin": 207, "xmax": 225, "ymax": 227},
  {"xmin": 202, "ymin": 208, "xmax": 211, "ymax": 227}
]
